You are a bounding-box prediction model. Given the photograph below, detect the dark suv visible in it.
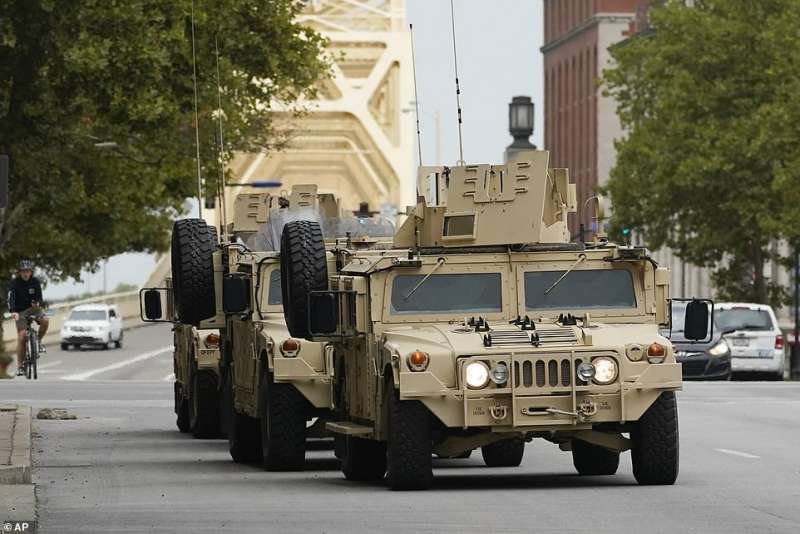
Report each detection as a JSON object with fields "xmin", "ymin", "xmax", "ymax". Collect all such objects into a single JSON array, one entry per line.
[{"xmin": 665, "ymin": 303, "xmax": 731, "ymax": 380}]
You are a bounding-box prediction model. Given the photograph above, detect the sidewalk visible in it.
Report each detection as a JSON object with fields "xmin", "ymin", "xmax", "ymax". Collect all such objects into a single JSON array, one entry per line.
[{"xmin": 0, "ymin": 404, "xmax": 36, "ymax": 524}]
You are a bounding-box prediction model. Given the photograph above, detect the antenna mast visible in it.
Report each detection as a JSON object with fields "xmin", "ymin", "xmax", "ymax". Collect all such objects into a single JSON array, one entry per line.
[
  {"xmin": 190, "ymin": 0, "xmax": 203, "ymax": 218},
  {"xmin": 449, "ymin": 0, "xmax": 465, "ymax": 166},
  {"xmin": 409, "ymin": 24, "xmax": 423, "ymax": 167},
  {"xmin": 214, "ymin": 35, "xmax": 228, "ymax": 238}
]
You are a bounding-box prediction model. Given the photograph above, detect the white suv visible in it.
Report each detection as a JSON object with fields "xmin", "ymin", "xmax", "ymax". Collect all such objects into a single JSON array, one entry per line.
[
  {"xmin": 716, "ymin": 303, "xmax": 784, "ymax": 380},
  {"xmin": 60, "ymin": 304, "xmax": 124, "ymax": 350}
]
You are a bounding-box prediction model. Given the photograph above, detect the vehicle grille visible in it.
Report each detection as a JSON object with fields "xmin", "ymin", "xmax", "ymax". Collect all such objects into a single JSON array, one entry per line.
[
  {"xmin": 536, "ymin": 326, "xmax": 578, "ymax": 344},
  {"xmin": 681, "ymin": 360, "xmax": 708, "ymax": 376},
  {"xmin": 513, "ymin": 355, "xmax": 575, "ymax": 389},
  {"xmin": 489, "ymin": 329, "xmax": 532, "ymax": 346},
  {"xmin": 488, "ymin": 325, "xmax": 578, "ymax": 347}
]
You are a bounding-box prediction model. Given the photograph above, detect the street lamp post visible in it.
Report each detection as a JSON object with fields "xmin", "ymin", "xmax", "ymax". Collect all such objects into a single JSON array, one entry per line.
[{"xmin": 504, "ymin": 96, "xmax": 537, "ymax": 162}]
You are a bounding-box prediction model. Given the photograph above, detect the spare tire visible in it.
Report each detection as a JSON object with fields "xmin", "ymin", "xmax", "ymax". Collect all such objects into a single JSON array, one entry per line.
[
  {"xmin": 280, "ymin": 220, "xmax": 327, "ymax": 339},
  {"xmin": 171, "ymin": 218, "xmax": 216, "ymax": 326}
]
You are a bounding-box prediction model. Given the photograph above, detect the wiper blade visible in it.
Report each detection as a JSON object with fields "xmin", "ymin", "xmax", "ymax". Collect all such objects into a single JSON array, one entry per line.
[
  {"xmin": 403, "ymin": 257, "xmax": 446, "ymax": 301},
  {"xmin": 544, "ymin": 253, "xmax": 586, "ymax": 295}
]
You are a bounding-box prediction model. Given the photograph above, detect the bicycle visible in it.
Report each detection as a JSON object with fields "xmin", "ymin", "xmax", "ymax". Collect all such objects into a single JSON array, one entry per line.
[{"xmin": 22, "ymin": 315, "xmax": 40, "ymax": 380}]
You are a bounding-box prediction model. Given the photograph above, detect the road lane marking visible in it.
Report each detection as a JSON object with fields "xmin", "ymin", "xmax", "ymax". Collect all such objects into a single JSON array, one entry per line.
[
  {"xmin": 37, "ymin": 360, "xmax": 63, "ymax": 370},
  {"xmin": 61, "ymin": 346, "xmax": 172, "ymax": 381},
  {"xmin": 714, "ymin": 448, "xmax": 760, "ymax": 459},
  {"xmin": 163, "ymin": 373, "xmax": 175, "ymax": 382}
]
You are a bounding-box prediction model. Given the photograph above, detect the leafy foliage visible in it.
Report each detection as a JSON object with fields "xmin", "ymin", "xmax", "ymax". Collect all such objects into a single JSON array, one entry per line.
[
  {"xmin": 601, "ymin": 0, "xmax": 800, "ymax": 305},
  {"xmin": 0, "ymin": 0, "xmax": 328, "ymax": 283}
]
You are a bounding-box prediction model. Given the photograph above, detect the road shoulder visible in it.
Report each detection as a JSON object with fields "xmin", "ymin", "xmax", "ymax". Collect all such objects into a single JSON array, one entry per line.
[{"xmin": 0, "ymin": 404, "xmax": 36, "ymax": 524}]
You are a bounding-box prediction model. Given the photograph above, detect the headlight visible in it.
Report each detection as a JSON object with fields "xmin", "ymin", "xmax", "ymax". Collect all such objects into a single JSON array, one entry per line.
[
  {"xmin": 592, "ymin": 357, "xmax": 618, "ymax": 385},
  {"xmin": 577, "ymin": 362, "xmax": 596, "ymax": 382},
  {"xmin": 708, "ymin": 340, "xmax": 729, "ymax": 357},
  {"xmin": 489, "ymin": 362, "xmax": 509, "ymax": 384},
  {"xmin": 464, "ymin": 361, "xmax": 490, "ymax": 389},
  {"xmin": 95, "ymin": 325, "xmax": 108, "ymax": 332}
]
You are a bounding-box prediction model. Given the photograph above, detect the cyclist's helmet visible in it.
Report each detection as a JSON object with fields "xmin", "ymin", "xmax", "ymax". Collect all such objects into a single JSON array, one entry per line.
[{"xmin": 17, "ymin": 259, "xmax": 34, "ymax": 271}]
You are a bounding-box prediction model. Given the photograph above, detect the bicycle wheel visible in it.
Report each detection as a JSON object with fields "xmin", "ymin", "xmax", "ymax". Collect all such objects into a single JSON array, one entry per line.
[
  {"xmin": 32, "ymin": 334, "xmax": 38, "ymax": 380},
  {"xmin": 26, "ymin": 332, "xmax": 37, "ymax": 380}
]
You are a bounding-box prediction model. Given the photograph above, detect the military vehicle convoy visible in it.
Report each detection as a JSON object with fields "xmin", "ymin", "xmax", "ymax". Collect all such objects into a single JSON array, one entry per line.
[{"xmin": 280, "ymin": 150, "xmax": 712, "ymax": 490}]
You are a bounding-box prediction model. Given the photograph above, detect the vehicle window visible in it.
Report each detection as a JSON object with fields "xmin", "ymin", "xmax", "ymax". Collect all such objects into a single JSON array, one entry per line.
[
  {"xmin": 109, "ymin": 310, "xmax": 117, "ymax": 318},
  {"xmin": 69, "ymin": 310, "xmax": 107, "ymax": 321},
  {"xmin": 716, "ymin": 308, "xmax": 773, "ymax": 332},
  {"xmin": 524, "ymin": 269, "xmax": 637, "ymax": 310},
  {"xmin": 390, "ymin": 273, "xmax": 502, "ymax": 314},
  {"xmin": 267, "ymin": 269, "xmax": 282, "ymax": 306}
]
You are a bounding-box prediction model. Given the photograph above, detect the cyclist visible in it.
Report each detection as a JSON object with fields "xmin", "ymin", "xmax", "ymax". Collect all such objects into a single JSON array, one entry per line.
[{"xmin": 8, "ymin": 259, "xmax": 48, "ymax": 376}]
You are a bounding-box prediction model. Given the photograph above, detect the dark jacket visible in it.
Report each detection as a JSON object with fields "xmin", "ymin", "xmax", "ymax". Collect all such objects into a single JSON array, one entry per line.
[{"xmin": 8, "ymin": 276, "xmax": 43, "ymax": 313}]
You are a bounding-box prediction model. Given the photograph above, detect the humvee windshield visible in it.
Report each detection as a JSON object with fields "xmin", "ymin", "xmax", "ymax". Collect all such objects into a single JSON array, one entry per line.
[
  {"xmin": 268, "ymin": 269, "xmax": 282, "ymax": 306},
  {"xmin": 524, "ymin": 269, "xmax": 636, "ymax": 310},
  {"xmin": 390, "ymin": 273, "xmax": 502, "ymax": 314}
]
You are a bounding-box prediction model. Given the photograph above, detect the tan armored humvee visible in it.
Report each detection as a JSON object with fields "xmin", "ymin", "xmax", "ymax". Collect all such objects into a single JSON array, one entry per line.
[
  {"xmin": 140, "ymin": 220, "xmax": 224, "ymax": 439},
  {"xmin": 280, "ymin": 150, "xmax": 712, "ymax": 490},
  {"xmin": 220, "ymin": 185, "xmax": 393, "ymax": 469}
]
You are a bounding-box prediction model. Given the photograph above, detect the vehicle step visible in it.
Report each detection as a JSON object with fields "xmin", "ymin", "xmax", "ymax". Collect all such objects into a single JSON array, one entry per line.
[{"xmin": 325, "ymin": 421, "xmax": 373, "ymax": 436}]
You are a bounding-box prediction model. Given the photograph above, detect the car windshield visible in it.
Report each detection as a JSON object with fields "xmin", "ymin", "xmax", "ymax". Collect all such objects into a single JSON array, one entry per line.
[
  {"xmin": 69, "ymin": 310, "xmax": 107, "ymax": 321},
  {"xmin": 716, "ymin": 308, "xmax": 773, "ymax": 332},
  {"xmin": 390, "ymin": 273, "xmax": 502, "ymax": 314},
  {"xmin": 524, "ymin": 269, "xmax": 636, "ymax": 310},
  {"xmin": 267, "ymin": 269, "xmax": 282, "ymax": 306}
]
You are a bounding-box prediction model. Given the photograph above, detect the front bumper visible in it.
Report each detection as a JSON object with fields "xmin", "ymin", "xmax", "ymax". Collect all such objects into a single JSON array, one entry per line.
[
  {"xmin": 399, "ymin": 351, "xmax": 682, "ymax": 430},
  {"xmin": 61, "ymin": 334, "xmax": 107, "ymax": 345},
  {"xmin": 677, "ymin": 352, "xmax": 731, "ymax": 380}
]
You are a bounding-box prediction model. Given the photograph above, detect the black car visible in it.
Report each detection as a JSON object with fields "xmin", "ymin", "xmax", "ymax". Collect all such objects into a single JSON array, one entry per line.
[{"xmin": 664, "ymin": 304, "xmax": 731, "ymax": 380}]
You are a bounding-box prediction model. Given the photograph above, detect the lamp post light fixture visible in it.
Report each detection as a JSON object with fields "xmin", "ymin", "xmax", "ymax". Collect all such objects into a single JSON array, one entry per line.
[{"xmin": 504, "ymin": 95, "xmax": 537, "ymax": 162}]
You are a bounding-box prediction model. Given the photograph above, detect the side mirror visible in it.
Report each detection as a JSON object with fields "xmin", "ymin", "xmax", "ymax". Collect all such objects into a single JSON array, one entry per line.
[
  {"xmin": 223, "ymin": 273, "xmax": 251, "ymax": 314},
  {"xmin": 309, "ymin": 292, "xmax": 339, "ymax": 335},
  {"xmin": 684, "ymin": 299, "xmax": 711, "ymax": 341},
  {"xmin": 140, "ymin": 288, "xmax": 169, "ymax": 322}
]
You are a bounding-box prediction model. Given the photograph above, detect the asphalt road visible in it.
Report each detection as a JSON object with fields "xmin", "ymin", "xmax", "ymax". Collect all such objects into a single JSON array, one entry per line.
[{"xmin": 1, "ymin": 324, "xmax": 799, "ymax": 533}]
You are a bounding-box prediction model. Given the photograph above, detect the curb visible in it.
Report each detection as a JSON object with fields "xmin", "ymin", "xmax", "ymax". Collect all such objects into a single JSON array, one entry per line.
[{"xmin": 0, "ymin": 405, "xmax": 32, "ymax": 485}]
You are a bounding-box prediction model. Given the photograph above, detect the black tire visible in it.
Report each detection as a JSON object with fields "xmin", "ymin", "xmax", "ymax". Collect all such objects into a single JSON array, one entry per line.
[
  {"xmin": 103, "ymin": 335, "xmax": 111, "ymax": 350},
  {"xmin": 190, "ymin": 369, "xmax": 222, "ymax": 439},
  {"xmin": 341, "ymin": 436, "xmax": 386, "ymax": 481},
  {"xmin": 175, "ymin": 382, "xmax": 191, "ymax": 433},
  {"xmin": 115, "ymin": 332, "xmax": 123, "ymax": 349},
  {"xmin": 632, "ymin": 391, "xmax": 679, "ymax": 485},
  {"xmin": 61, "ymin": 343, "xmax": 69, "ymax": 351},
  {"xmin": 171, "ymin": 219, "xmax": 216, "ymax": 326},
  {"xmin": 260, "ymin": 378, "xmax": 307, "ymax": 471},
  {"xmin": 226, "ymin": 370, "xmax": 262, "ymax": 463},
  {"xmin": 280, "ymin": 220, "xmax": 328, "ymax": 339},
  {"xmin": 571, "ymin": 439, "xmax": 620, "ymax": 476},
  {"xmin": 481, "ymin": 438, "xmax": 525, "ymax": 467},
  {"xmin": 386, "ymin": 387, "xmax": 433, "ymax": 490}
]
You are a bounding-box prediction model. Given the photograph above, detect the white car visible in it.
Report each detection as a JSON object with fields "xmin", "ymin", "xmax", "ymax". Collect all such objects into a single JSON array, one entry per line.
[
  {"xmin": 716, "ymin": 302, "xmax": 784, "ymax": 380},
  {"xmin": 60, "ymin": 304, "xmax": 124, "ymax": 350}
]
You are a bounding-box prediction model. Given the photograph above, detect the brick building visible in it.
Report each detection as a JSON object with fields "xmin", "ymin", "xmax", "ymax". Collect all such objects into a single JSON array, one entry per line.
[
  {"xmin": 542, "ymin": 0, "xmax": 641, "ymax": 234},
  {"xmin": 541, "ymin": 0, "xmax": 718, "ymax": 301}
]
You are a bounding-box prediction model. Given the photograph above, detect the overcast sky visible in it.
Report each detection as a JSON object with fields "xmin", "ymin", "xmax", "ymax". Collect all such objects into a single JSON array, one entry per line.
[{"xmin": 45, "ymin": 1, "xmax": 544, "ymax": 300}]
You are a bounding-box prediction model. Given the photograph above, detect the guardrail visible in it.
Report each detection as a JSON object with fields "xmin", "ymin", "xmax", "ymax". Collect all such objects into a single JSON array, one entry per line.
[{"xmin": 2, "ymin": 290, "xmax": 144, "ymax": 353}]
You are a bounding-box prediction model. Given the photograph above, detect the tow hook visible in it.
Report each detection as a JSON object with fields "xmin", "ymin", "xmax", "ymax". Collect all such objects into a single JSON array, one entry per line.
[
  {"xmin": 577, "ymin": 399, "xmax": 598, "ymax": 421},
  {"xmin": 489, "ymin": 403, "xmax": 508, "ymax": 421}
]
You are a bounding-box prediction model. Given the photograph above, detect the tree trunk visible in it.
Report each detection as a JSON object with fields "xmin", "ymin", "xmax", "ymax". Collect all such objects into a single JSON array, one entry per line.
[{"xmin": 752, "ymin": 245, "xmax": 767, "ymax": 304}]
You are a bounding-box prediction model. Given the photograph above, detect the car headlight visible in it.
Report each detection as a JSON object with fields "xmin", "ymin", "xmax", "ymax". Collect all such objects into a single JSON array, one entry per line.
[
  {"xmin": 592, "ymin": 357, "xmax": 618, "ymax": 385},
  {"xmin": 464, "ymin": 361, "xmax": 490, "ymax": 389},
  {"xmin": 708, "ymin": 340, "xmax": 729, "ymax": 357},
  {"xmin": 489, "ymin": 362, "xmax": 509, "ymax": 385}
]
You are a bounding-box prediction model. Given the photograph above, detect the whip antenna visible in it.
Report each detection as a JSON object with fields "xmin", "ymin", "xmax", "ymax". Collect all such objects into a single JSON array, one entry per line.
[
  {"xmin": 214, "ymin": 35, "xmax": 228, "ymax": 236},
  {"xmin": 449, "ymin": 0, "xmax": 465, "ymax": 165},
  {"xmin": 409, "ymin": 24, "xmax": 423, "ymax": 166},
  {"xmin": 190, "ymin": 0, "xmax": 203, "ymax": 218}
]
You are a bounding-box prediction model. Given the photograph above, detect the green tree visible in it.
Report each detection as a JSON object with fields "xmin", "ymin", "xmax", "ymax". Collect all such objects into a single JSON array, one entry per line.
[
  {"xmin": 601, "ymin": 0, "xmax": 800, "ymax": 306},
  {"xmin": 0, "ymin": 1, "xmax": 327, "ymax": 296}
]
